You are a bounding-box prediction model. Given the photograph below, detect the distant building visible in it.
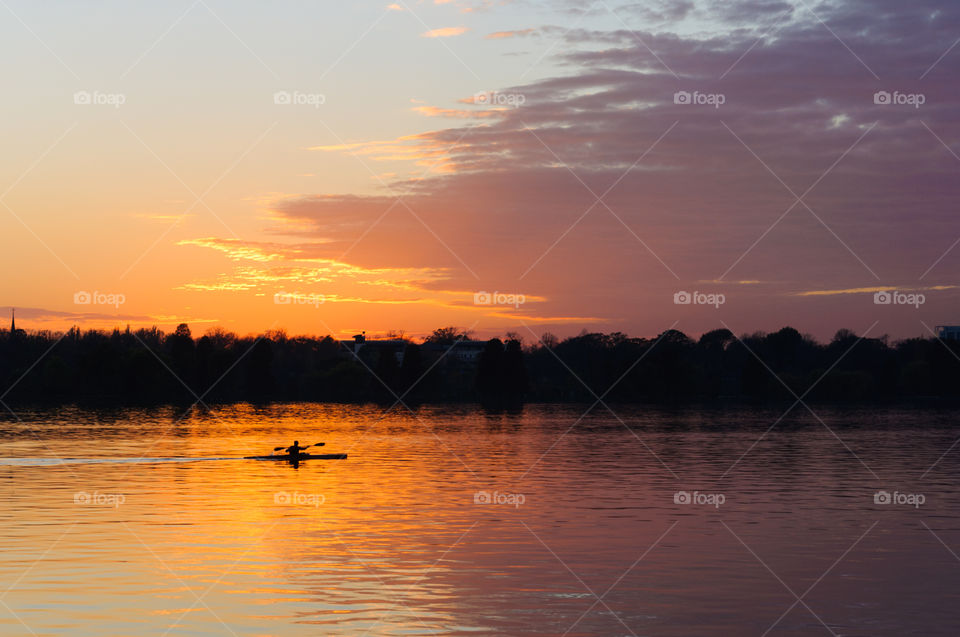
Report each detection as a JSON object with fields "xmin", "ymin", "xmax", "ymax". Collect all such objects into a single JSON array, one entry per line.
[
  {"xmin": 337, "ymin": 332, "xmax": 408, "ymax": 364},
  {"xmin": 7, "ymin": 308, "xmax": 24, "ymax": 338},
  {"xmin": 421, "ymin": 339, "xmax": 490, "ymax": 363},
  {"xmin": 937, "ymin": 326, "xmax": 960, "ymax": 341},
  {"xmin": 336, "ymin": 334, "xmax": 492, "ymax": 368},
  {"xmin": 339, "ymin": 331, "xmax": 367, "ymax": 355}
]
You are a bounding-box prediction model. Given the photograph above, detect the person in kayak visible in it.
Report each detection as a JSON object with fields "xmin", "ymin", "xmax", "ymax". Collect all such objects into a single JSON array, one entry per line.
[{"xmin": 284, "ymin": 440, "xmax": 310, "ymax": 458}]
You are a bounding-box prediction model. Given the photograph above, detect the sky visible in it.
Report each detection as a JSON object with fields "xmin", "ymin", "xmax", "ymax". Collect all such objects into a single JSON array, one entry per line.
[{"xmin": 1, "ymin": 0, "xmax": 959, "ymax": 343}]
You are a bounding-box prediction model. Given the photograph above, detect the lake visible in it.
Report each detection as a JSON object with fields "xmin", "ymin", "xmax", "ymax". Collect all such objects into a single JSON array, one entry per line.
[{"xmin": 1, "ymin": 403, "xmax": 958, "ymax": 636}]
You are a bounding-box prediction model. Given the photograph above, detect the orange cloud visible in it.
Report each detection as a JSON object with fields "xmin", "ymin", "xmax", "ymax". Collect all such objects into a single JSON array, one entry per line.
[
  {"xmin": 485, "ymin": 28, "xmax": 536, "ymax": 39},
  {"xmin": 413, "ymin": 105, "xmax": 504, "ymax": 119},
  {"xmin": 308, "ymin": 131, "xmax": 471, "ymax": 173},
  {"xmin": 421, "ymin": 27, "xmax": 469, "ymax": 38},
  {"xmin": 177, "ymin": 238, "xmax": 291, "ymax": 262},
  {"xmin": 793, "ymin": 285, "xmax": 958, "ymax": 297},
  {"xmin": 133, "ymin": 213, "xmax": 194, "ymax": 223},
  {"xmin": 174, "ymin": 237, "xmax": 558, "ymax": 326},
  {"xmin": 484, "ymin": 311, "xmax": 606, "ymax": 323},
  {"xmin": 178, "ymin": 238, "xmax": 449, "ymax": 285}
]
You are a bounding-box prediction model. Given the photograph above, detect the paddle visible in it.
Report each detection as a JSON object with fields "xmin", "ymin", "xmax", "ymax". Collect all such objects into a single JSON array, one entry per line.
[{"xmin": 272, "ymin": 443, "xmax": 325, "ymax": 451}]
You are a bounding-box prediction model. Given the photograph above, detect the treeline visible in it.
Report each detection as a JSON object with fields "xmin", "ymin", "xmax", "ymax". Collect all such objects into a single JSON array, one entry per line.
[
  {"xmin": 0, "ymin": 325, "xmax": 524, "ymax": 406},
  {"xmin": 1, "ymin": 324, "xmax": 959, "ymax": 406},
  {"xmin": 525, "ymin": 327, "xmax": 960, "ymax": 402}
]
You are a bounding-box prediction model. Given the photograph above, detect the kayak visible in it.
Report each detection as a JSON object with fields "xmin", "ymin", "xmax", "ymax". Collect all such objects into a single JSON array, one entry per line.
[
  {"xmin": 245, "ymin": 453, "xmax": 347, "ymax": 461},
  {"xmin": 245, "ymin": 454, "xmax": 347, "ymax": 461}
]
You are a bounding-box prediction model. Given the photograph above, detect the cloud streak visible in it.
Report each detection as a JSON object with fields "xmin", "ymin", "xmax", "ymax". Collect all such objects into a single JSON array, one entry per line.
[
  {"xmin": 421, "ymin": 26, "xmax": 470, "ymax": 38},
  {"xmin": 486, "ymin": 28, "xmax": 537, "ymax": 39}
]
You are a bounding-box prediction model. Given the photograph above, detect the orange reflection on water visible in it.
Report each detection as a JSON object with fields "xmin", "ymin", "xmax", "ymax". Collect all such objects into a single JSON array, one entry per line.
[{"xmin": 2, "ymin": 404, "xmax": 960, "ymax": 636}]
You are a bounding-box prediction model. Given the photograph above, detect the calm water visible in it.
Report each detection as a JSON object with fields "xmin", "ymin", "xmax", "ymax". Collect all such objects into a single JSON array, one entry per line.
[{"xmin": 1, "ymin": 403, "xmax": 959, "ymax": 636}]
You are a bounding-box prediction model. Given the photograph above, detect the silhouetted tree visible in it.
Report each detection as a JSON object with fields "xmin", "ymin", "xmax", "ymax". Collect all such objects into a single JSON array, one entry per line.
[
  {"xmin": 502, "ymin": 339, "xmax": 528, "ymax": 405},
  {"xmin": 399, "ymin": 343, "xmax": 424, "ymax": 397},
  {"xmin": 244, "ymin": 338, "xmax": 274, "ymax": 398},
  {"xmin": 476, "ymin": 339, "xmax": 527, "ymax": 409},
  {"xmin": 477, "ymin": 338, "xmax": 505, "ymax": 403},
  {"xmin": 167, "ymin": 323, "xmax": 195, "ymax": 391},
  {"xmin": 373, "ymin": 344, "xmax": 400, "ymax": 400},
  {"xmin": 425, "ymin": 327, "xmax": 471, "ymax": 345}
]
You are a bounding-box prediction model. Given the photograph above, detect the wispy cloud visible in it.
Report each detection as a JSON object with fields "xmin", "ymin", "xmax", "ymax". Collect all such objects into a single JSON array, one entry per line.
[
  {"xmin": 175, "ymin": 237, "xmax": 561, "ymax": 321},
  {"xmin": 486, "ymin": 28, "xmax": 536, "ymax": 39},
  {"xmin": 794, "ymin": 286, "xmax": 959, "ymax": 297},
  {"xmin": 421, "ymin": 26, "xmax": 469, "ymax": 38},
  {"xmin": 697, "ymin": 280, "xmax": 762, "ymax": 285},
  {"xmin": 1, "ymin": 306, "xmax": 217, "ymax": 328},
  {"xmin": 413, "ymin": 105, "xmax": 505, "ymax": 118},
  {"xmin": 133, "ymin": 213, "xmax": 194, "ymax": 223}
]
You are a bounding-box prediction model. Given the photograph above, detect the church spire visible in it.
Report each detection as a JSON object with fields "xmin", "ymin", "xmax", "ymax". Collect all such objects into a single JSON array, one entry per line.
[{"xmin": 10, "ymin": 308, "xmax": 14, "ymax": 333}]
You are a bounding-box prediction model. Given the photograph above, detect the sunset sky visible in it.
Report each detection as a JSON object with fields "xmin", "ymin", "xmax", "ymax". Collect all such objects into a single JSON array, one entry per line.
[{"xmin": 2, "ymin": 0, "xmax": 959, "ymax": 342}]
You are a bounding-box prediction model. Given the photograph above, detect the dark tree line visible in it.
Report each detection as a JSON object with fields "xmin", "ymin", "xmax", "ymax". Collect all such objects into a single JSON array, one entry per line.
[
  {"xmin": 1, "ymin": 324, "xmax": 959, "ymax": 406},
  {"xmin": 0, "ymin": 325, "xmax": 525, "ymax": 405},
  {"xmin": 524, "ymin": 327, "xmax": 960, "ymax": 402}
]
